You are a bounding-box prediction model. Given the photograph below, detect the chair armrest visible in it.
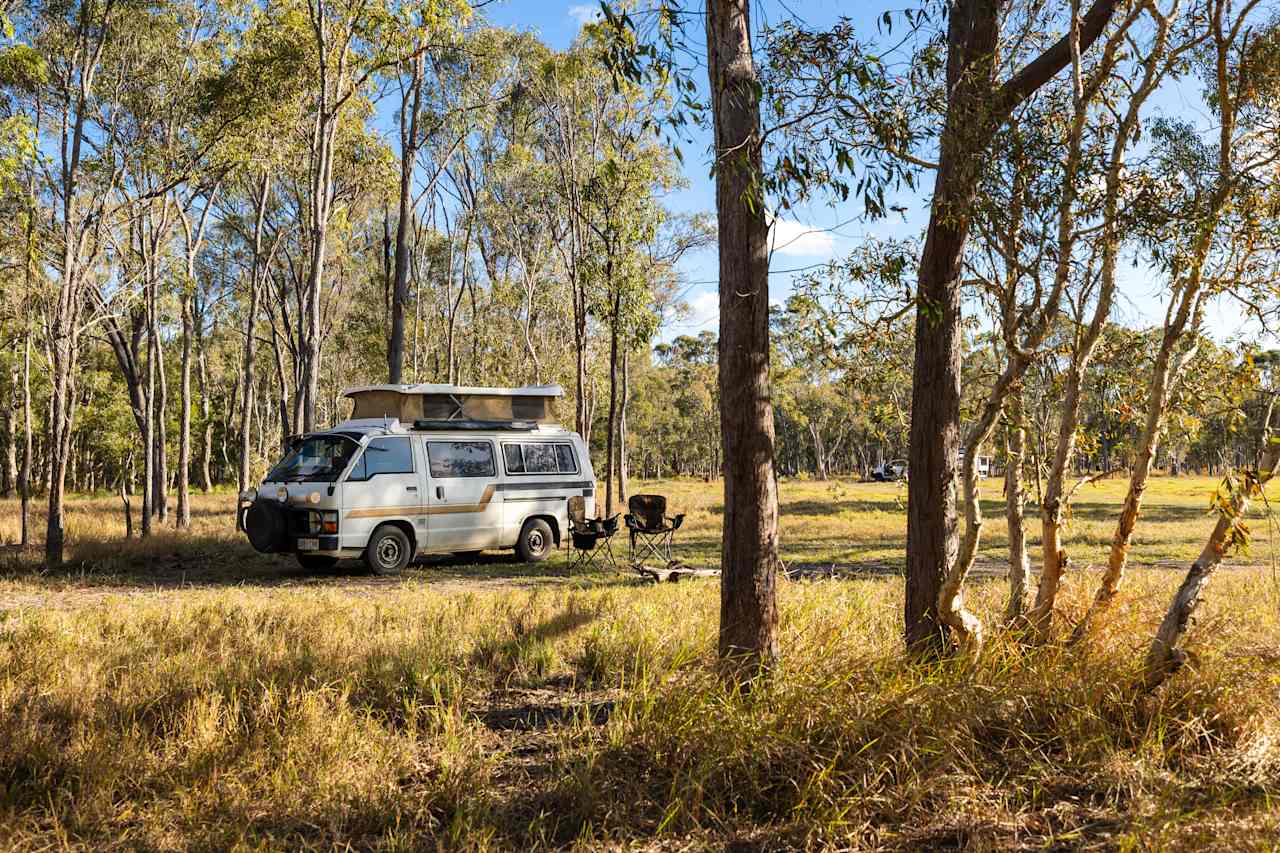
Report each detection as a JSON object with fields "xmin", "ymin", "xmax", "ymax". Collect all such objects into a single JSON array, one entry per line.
[
  {"xmin": 624, "ymin": 514, "xmax": 639, "ymax": 531},
  {"xmin": 669, "ymin": 514, "xmax": 685, "ymax": 531}
]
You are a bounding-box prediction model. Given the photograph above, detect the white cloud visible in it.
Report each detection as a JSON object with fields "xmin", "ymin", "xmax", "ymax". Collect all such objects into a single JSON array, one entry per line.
[
  {"xmin": 568, "ymin": 4, "xmax": 600, "ymax": 25},
  {"xmin": 768, "ymin": 217, "xmax": 838, "ymax": 258},
  {"xmin": 680, "ymin": 290, "xmax": 719, "ymax": 330}
]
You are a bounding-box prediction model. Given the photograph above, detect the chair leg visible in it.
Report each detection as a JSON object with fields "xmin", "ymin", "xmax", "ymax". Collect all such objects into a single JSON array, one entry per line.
[{"xmin": 637, "ymin": 535, "xmax": 664, "ymax": 565}]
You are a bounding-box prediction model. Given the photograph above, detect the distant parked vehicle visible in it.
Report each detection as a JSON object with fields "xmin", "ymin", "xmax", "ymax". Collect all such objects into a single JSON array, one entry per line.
[
  {"xmin": 958, "ymin": 450, "xmax": 993, "ymax": 479},
  {"xmin": 871, "ymin": 459, "xmax": 908, "ymax": 482}
]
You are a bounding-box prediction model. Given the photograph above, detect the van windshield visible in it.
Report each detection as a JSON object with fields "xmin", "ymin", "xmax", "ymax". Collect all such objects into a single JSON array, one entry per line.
[{"xmin": 266, "ymin": 435, "xmax": 360, "ymax": 483}]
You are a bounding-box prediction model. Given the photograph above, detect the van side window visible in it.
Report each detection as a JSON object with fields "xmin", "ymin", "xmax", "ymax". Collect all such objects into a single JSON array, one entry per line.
[
  {"xmin": 523, "ymin": 443, "xmax": 558, "ymax": 473},
  {"xmin": 426, "ymin": 441, "xmax": 495, "ymax": 478},
  {"xmin": 555, "ymin": 444, "xmax": 577, "ymax": 473},
  {"xmin": 347, "ymin": 436, "xmax": 413, "ymax": 481},
  {"xmin": 501, "ymin": 442, "xmax": 579, "ymax": 475}
]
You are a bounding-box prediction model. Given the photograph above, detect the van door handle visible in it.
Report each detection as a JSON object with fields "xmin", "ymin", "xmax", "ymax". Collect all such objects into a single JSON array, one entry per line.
[
  {"xmin": 435, "ymin": 486, "xmax": 443, "ymax": 500},
  {"xmin": 405, "ymin": 486, "xmax": 417, "ymax": 492}
]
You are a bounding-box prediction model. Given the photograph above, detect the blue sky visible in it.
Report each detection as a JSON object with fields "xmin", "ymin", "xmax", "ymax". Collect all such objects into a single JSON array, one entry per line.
[
  {"xmin": 481, "ymin": 0, "xmax": 902, "ymax": 340},
  {"xmin": 478, "ymin": 1, "xmax": 1266, "ymax": 348}
]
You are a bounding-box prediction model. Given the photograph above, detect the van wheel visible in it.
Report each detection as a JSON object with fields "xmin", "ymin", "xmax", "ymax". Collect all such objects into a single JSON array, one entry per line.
[
  {"xmin": 296, "ymin": 554, "xmax": 338, "ymax": 572},
  {"xmin": 515, "ymin": 519, "xmax": 553, "ymax": 563},
  {"xmin": 365, "ymin": 525, "xmax": 412, "ymax": 576}
]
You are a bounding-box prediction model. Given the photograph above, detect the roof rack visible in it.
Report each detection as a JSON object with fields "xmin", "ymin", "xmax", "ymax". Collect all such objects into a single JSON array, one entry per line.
[{"xmin": 411, "ymin": 419, "xmax": 540, "ymax": 432}]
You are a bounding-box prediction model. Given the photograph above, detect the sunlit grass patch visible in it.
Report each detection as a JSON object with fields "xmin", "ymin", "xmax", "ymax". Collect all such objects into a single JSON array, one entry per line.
[{"xmin": 2, "ymin": 477, "xmax": 1280, "ymax": 847}]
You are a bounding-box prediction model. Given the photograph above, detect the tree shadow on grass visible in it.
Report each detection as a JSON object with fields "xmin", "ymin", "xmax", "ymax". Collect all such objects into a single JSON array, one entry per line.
[{"xmin": 0, "ymin": 535, "xmax": 639, "ymax": 597}]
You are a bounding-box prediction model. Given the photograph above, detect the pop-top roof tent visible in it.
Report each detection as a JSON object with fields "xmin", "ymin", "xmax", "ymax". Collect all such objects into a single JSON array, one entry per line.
[{"xmin": 342, "ymin": 383, "xmax": 563, "ymax": 426}]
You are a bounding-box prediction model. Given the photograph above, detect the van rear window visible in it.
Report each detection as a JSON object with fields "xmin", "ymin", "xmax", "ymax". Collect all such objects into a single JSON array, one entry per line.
[{"xmin": 502, "ymin": 442, "xmax": 579, "ymax": 475}]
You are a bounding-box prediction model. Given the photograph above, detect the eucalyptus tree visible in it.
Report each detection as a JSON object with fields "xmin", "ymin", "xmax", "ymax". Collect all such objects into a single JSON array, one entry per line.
[
  {"xmin": 935, "ymin": 2, "xmax": 1155, "ymax": 648},
  {"xmin": 578, "ymin": 137, "xmax": 674, "ymax": 515},
  {"xmin": 22, "ymin": 0, "xmax": 135, "ymax": 563},
  {"xmin": 890, "ymin": 0, "xmax": 1132, "ymax": 653},
  {"xmin": 384, "ymin": 1, "xmax": 474, "ymax": 384},
  {"xmin": 0, "ymin": 16, "xmax": 42, "ymax": 545},
  {"xmin": 89, "ymin": 0, "xmax": 233, "ymax": 533},
  {"xmin": 1029, "ymin": 0, "xmax": 1268, "ymax": 639},
  {"xmin": 524, "ymin": 37, "xmax": 613, "ymax": 438},
  {"xmin": 1077, "ymin": 0, "xmax": 1280, "ymax": 645},
  {"xmin": 286, "ymin": 0, "xmax": 466, "ymax": 430}
]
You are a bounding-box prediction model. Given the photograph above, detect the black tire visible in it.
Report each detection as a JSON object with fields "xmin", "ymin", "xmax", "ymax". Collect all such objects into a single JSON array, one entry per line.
[
  {"xmin": 515, "ymin": 518, "xmax": 553, "ymax": 563},
  {"xmin": 244, "ymin": 499, "xmax": 287, "ymax": 553},
  {"xmin": 296, "ymin": 554, "xmax": 338, "ymax": 571},
  {"xmin": 365, "ymin": 524, "xmax": 412, "ymax": 576}
]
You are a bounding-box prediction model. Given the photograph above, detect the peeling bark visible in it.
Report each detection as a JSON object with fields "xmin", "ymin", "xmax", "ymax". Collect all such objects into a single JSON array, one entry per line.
[
  {"xmin": 1075, "ymin": 0, "xmax": 1242, "ymax": 644},
  {"xmin": 1029, "ymin": 1, "xmax": 1182, "ymax": 639}
]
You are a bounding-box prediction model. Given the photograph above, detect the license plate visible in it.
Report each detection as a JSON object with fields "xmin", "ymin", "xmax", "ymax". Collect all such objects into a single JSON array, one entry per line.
[{"xmin": 298, "ymin": 538, "xmax": 319, "ymax": 551}]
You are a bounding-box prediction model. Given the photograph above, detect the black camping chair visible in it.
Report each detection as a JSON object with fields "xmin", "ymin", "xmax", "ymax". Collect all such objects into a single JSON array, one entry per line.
[
  {"xmin": 625, "ymin": 494, "xmax": 685, "ymax": 565},
  {"xmin": 565, "ymin": 496, "xmax": 620, "ymax": 573}
]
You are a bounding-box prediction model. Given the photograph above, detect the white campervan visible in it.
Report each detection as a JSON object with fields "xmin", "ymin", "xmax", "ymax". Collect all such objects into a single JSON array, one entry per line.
[{"xmin": 238, "ymin": 384, "xmax": 595, "ymax": 574}]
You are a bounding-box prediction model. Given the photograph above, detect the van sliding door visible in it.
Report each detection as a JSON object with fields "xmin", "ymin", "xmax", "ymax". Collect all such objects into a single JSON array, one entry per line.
[{"xmin": 423, "ymin": 439, "xmax": 502, "ymax": 552}]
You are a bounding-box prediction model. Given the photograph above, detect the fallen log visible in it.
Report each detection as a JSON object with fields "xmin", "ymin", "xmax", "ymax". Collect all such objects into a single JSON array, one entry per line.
[{"xmin": 631, "ymin": 561, "xmax": 721, "ymax": 583}]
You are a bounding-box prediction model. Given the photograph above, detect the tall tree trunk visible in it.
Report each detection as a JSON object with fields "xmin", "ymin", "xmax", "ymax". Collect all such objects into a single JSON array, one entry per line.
[
  {"xmin": 142, "ymin": 329, "xmax": 155, "ymax": 537},
  {"xmin": 19, "ymin": 334, "xmax": 32, "ymax": 545},
  {"xmin": 904, "ymin": 0, "xmax": 1120, "ymax": 653},
  {"xmin": 619, "ymin": 348, "xmax": 629, "ymax": 505},
  {"xmin": 238, "ymin": 172, "xmax": 271, "ymax": 499},
  {"xmin": 706, "ymin": 0, "xmax": 779, "ymax": 678},
  {"xmin": 153, "ymin": 304, "xmax": 169, "ymax": 522},
  {"xmin": 46, "ymin": 340, "xmax": 77, "ymax": 566},
  {"xmin": 1004, "ymin": 388, "xmax": 1032, "ymax": 622},
  {"xmin": 604, "ymin": 282, "xmax": 620, "ymax": 517},
  {"xmin": 388, "ymin": 52, "xmax": 423, "ymax": 384},
  {"xmin": 1145, "ymin": 398, "xmax": 1280, "ymax": 689},
  {"xmin": 904, "ymin": 1, "xmax": 1001, "ymax": 654},
  {"xmin": 301, "ymin": 110, "xmax": 338, "ymax": 432},
  {"xmin": 177, "ymin": 294, "xmax": 193, "ymax": 529},
  {"xmin": 197, "ymin": 337, "xmax": 213, "ymax": 492}
]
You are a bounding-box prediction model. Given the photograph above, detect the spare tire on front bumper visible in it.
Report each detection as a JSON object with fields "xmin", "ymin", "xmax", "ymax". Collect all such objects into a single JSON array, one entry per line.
[{"xmin": 244, "ymin": 498, "xmax": 288, "ymax": 553}]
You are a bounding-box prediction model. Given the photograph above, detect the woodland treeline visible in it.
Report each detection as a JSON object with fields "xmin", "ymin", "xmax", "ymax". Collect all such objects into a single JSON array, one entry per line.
[{"xmin": 2, "ymin": 0, "xmax": 1279, "ymax": 680}]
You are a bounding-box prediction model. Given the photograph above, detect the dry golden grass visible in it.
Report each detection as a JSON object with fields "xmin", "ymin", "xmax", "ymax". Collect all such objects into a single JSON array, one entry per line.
[{"xmin": 1, "ymin": 477, "xmax": 1278, "ymax": 850}]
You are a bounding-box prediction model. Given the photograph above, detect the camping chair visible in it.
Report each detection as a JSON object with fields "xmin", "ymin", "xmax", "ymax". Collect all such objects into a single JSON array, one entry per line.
[
  {"xmin": 625, "ymin": 494, "xmax": 685, "ymax": 565},
  {"xmin": 565, "ymin": 496, "xmax": 619, "ymax": 573}
]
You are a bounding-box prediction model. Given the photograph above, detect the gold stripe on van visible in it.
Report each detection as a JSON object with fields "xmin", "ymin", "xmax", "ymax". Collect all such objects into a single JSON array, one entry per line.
[{"xmin": 345, "ymin": 485, "xmax": 497, "ymax": 518}]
